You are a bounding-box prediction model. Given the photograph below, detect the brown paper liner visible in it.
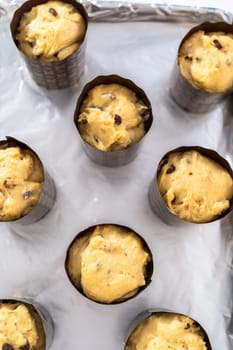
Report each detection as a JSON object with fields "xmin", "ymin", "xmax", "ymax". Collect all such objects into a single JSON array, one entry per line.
[
  {"xmin": 170, "ymin": 22, "xmax": 233, "ymax": 113},
  {"xmin": 148, "ymin": 146, "xmax": 233, "ymax": 226},
  {"xmin": 0, "ymin": 136, "xmax": 56, "ymax": 224},
  {"xmin": 73, "ymin": 74, "xmax": 154, "ymax": 167},
  {"xmin": 0, "ymin": 299, "xmax": 54, "ymax": 350},
  {"xmin": 124, "ymin": 310, "xmax": 212, "ymax": 350},
  {"xmin": 65, "ymin": 223, "xmax": 154, "ymax": 305},
  {"xmin": 10, "ymin": 0, "xmax": 88, "ymax": 90}
]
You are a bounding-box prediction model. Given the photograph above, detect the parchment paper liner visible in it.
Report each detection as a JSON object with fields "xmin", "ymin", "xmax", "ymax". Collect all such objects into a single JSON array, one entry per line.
[
  {"xmin": 124, "ymin": 309, "xmax": 212, "ymax": 350},
  {"xmin": 10, "ymin": 0, "xmax": 88, "ymax": 90},
  {"xmin": 65, "ymin": 223, "xmax": 154, "ymax": 305},
  {"xmin": 0, "ymin": 298, "xmax": 54, "ymax": 350},
  {"xmin": 148, "ymin": 146, "xmax": 233, "ymax": 226},
  {"xmin": 0, "ymin": 137, "xmax": 56, "ymax": 225},
  {"xmin": 170, "ymin": 22, "xmax": 233, "ymax": 113},
  {"xmin": 73, "ymin": 75, "xmax": 153, "ymax": 167}
]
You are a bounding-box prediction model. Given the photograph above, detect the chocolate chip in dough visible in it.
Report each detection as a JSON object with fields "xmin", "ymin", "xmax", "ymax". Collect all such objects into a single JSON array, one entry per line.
[
  {"xmin": 166, "ymin": 164, "xmax": 176, "ymax": 174},
  {"xmin": 184, "ymin": 56, "xmax": 193, "ymax": 61},
  {"xmin": 23, "ymin": 190, "xmax": 34, "ymax": 199},
  {"xmin": 171, "ymin": 196, "xmax": 176, "ymax": 204},
  {"xmin": 213, "ymin": 39, "xmax": 222, "ymax": 50},
  {"xmin": 79, "ymin": 116, "xmax": 88, "ymax": 125},
  {"xmin": 49, "ymin": 8, "xmax": 58, "ymax": 16},
  {"xmin": 96, "ymin": 262, "xmax": 102, "ymax": 271},
  {"xmin": 103, "ymin": 243, "xmax": 112, "ymax": 252},
  {"xmin": 19, "ymin": 343, "xmax": 30, "ymax": 350},
  {"xmin": 114, "ymin": 114, "xmax": 122, "ymax": 125},
  {"xmin": 139, "ymin": 108, "xmax": 150, "ymax": 121},
  {"xmin": 93, "ymin": 135, "xmax": 99, "ymax": 144},
  {"xmin": 2, "ymin": 344, "xmax": 14, "ymax": 350},
  {"xmin": 3, "ymin": 180, "xmax": 13, "ymax": 189},
  {"xmin": 184, "ymin": 323, "xmax": 190, "ymax": 329},
  {"xmin": 28, "ymin": 41, "xmax": 34, "ymax": 48},
  {"xmin": 192, "ymin": 322, "xmax": 199, "ymax": 328}
]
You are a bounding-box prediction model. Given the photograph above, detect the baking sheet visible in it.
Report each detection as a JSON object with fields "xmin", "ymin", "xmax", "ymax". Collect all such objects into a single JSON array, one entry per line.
[{"xmin": 0, "ymin": 1, "xmax": 233, "ymax": 349}]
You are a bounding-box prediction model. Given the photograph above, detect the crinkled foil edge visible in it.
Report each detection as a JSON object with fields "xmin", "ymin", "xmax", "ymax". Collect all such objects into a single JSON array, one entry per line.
[{"xmin": 0, "ymin": 0, "xmax": 233, "ymax": 23}]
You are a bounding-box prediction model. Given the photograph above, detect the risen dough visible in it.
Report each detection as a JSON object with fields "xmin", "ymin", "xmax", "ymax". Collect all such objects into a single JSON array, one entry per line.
[
  {"xmin": 179, "ymin": 31, "xmax": 233, "ymax": 93},
  {"xmin": 158, "ymin": 150, "xmax": 233, "ymax": 223},
  {"xmin": 0, "ymin": 303, "xmax": 39, "ymax": 350},
  {"xmin": 78, "ymin": 84, "xmax": 150, "ymax": 151},
  {"xmin": 66, "ymin": 224, "xmax": 151, "ymax": 303},
  {"xmin": 0, "ymin": 146, "xmax": 44, "ymax": 221},
  {"xmin": 16, "ymin": 0, "xmax": 85, "ymax": 61},
  {"xmin": 125, "ymin": 313, "xmax": 208, "ymax": 350}
]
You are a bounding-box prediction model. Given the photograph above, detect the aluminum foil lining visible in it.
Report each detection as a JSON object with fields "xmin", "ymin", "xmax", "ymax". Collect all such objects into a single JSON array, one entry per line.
[
  {"xmin": 0, "ymin": 1, "xmax": 233, "ymax": 350},
  {"xmin": 1, "ymin": 0, "xmax": 233, "ymax": 23}
]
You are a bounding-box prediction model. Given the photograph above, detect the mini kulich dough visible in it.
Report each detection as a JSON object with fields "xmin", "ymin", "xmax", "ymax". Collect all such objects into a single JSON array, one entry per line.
[
  {"xmin": 158, "ymin": 150, "xmax": 233, "ymax": 223},
  {"xmin": 67, "ymin": 225, "xmax": 151, "ymax": 303},
  {"xmin": 0, "ymin": 146, "xmax": 44, "ymax": 221},
  {"xmin": 77, "ymin": 84, "xmax": 150, "ymax": 151},
  {"xmin": 16, "ymin": 1, "xmax": 85, "ymax": 61},
  {"xmin": 178, "ymin": 31, "xmax": 233, "ymax": 93},
  {"xmin": 125, "ymin": 313, "xmax": 208, "ymax": 350},
  {"xmin": 0, "ymin": 302, "xmax": 41, "ymax": 350}
]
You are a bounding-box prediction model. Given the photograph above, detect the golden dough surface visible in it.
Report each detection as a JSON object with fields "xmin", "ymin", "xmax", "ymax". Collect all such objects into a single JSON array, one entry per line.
[
  {"xmin": 78, "ymin": 84, "xmax": 149, "ymax": 151},
  {"xmin": 178, "ymin": 31, "xmax": 233, "ymax": 93},
  {"xmin": 125, "ymin": 313, "xmax": 208, "ymax": 350},
  {"xmin": 67, "ymin": 225, "xmax": 151, "ymax": 303},
  {"xmin": 0, "ymin": 147, "xmax": 44, "ymax": 221},
  {"xmin": 0, "ymin": 303, "xmax": 39, "ymax": 350},
  {"xmin": 158, "ymin": 150, "xmax": 233, "ymax": 223},
  {"xmin": 16, "ymin": 0, "xmax": 85, "ymax": 61}
]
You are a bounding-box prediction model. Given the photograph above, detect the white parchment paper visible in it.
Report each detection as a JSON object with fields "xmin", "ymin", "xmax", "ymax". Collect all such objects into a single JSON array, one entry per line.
[{"xmin": 0, "ymin": 10, "xmax": 233, "ymax": 350}]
